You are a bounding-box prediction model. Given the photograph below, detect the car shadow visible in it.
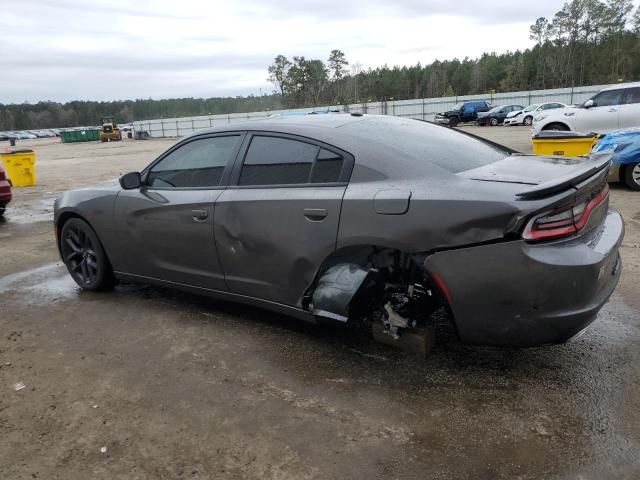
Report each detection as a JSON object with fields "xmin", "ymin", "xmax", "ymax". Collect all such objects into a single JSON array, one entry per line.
[{"xmin": 110, "ymin": 280, "xmax": 594, "ymax": 387}]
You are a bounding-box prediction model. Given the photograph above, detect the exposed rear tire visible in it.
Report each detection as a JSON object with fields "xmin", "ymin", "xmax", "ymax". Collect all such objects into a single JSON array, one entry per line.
[
  {"xmin": 0, "ymin": 205, "xmax": 5, "ymax": 217},
  {"xmin": 60, "ymin": 218, "xmax": 115, "ymax": 290},
  {"xmin": 543, "ymin": 122, "xmax": 570, "ymax": 132},
  {"xmin": 623, "ymin": 162, "xmax": 640, "ymax": 191},
  {"xmin": 524, "ymin": 116, "xmax": 533, "ymax": 126}
]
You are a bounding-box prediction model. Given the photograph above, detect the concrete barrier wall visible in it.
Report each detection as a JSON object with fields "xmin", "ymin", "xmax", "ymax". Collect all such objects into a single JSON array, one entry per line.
[{"xmin": 133, "ymin": 84, "xmax": 612, "ymax": 138}]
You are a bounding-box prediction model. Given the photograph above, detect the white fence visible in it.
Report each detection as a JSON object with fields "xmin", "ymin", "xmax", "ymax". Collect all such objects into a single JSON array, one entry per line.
[{"xmin": 132, "ymin": 83, "xmax": 612, "ymax": 138}]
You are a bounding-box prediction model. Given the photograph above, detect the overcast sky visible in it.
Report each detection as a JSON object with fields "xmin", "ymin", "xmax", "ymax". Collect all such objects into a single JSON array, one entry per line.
[{"xmin": 1, "ymin": 0, "xmax": 637, "ymax": 104}]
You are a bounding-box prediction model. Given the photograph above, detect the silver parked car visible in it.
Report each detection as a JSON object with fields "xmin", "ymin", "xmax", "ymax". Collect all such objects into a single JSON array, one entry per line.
[{"xmin": 54, "ymin": 115, "xmax": 623, "ymax": 347}]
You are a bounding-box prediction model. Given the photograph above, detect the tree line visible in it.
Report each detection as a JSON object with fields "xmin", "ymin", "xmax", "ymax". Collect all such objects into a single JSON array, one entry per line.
[{"xmin": 1, "ymin": 0, "xmax": 638, "ymax": 131}]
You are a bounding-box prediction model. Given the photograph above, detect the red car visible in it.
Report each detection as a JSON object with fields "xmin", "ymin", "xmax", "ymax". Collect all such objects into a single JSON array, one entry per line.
[{"xmin": 0, "ymin": 163, "xmax": 11, "ymax": 216}]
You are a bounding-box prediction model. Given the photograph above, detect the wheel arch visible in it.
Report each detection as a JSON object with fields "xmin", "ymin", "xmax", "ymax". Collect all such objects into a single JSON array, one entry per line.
[
  {"xmin": 55, "ymin": 210, "xmax": 112, "ymax": 267},
  {"xmin": 305, "ymin": 243, "xmax": 458, "ymax": 334},
  {"xmin": 542, "ymin": 121, "xmax": 571, "ymax": 131}
]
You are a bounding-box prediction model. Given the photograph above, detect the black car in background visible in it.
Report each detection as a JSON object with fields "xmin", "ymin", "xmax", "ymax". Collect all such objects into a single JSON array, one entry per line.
[
  {"xmin": 434, "ymin": 100, "xmax": 493, "ymax": 127},
  {"xmin": 476, "ymin": 105, "xmax": 525, "ymax": 126}
]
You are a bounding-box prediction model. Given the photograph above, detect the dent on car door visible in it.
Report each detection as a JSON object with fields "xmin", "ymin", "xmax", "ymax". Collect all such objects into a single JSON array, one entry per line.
[
  {"xmin": 113, "ymin": 134, "xmax": 244, "ymax": 290},
  {"xmin": 214, "ymin": 134, "xmax": 352, "ymax": 307},
  {"xmin": 618, "ymin": 87, "xmax": 640, "ymax": 129}
]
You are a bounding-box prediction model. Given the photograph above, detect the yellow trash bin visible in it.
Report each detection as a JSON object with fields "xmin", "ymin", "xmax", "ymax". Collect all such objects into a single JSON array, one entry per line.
[
  {"xmin": 531, "ymin": 132, "xmax": 597, "ymax": 157},
  {"xmin": 0, "ymin": 149, "xmax": 36, "ymax": 186}
]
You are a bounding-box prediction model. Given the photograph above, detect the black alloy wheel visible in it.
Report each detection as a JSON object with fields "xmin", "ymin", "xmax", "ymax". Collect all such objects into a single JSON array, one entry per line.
[{"xmin": 60, "ymin": 218, "xmax": 114, "ymax": 290}]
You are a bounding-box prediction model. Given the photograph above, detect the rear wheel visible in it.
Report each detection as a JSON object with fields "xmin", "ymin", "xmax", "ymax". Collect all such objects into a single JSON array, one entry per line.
[
  {"xmin": 524, "ymin": 116, "xmax": 533, "ymax": 126},
  {"xmin": 60, "ymin": 218, "xmax": 115, "ymax": 290},
  {"xmin": 623, "ymin": 162, "xmax": 640, "ymax": 191},
  {"xmin": 448, "ymin": 117, "xmax": 459, "ymax": 127},
  {"xmin": 0, "ymin": 205, "xmax": 5, "ymax": 217},
  {"xmin": 543, "ymin": 122, "xmax": 570, "ymax": 132},
  {"xmin": 489, "ymin": 117, "xmax": 499, "ymax": 126}
]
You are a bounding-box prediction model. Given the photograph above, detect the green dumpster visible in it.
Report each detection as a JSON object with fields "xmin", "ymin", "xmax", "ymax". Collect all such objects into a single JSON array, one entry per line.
[{"xmin": 60, "ymin": 129, "xmax": 101, "ymax": 143}]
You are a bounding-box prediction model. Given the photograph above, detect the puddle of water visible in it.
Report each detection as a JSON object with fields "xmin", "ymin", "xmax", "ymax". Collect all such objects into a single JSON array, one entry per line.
[
  {"xmin": 0, "ymin": 262, "xmax": 81, "ymax": 305},
  {"xmin": 3, "ymin": 194, "xmax": 57, "ymax": 225},
  {"xmin": 0, "ymin": 262, "xmax": 62, "ymax": 291}
]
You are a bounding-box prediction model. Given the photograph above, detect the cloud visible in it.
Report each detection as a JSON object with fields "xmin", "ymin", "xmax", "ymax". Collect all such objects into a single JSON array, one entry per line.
[
  {"xmin": 1, "ymin": 0, "xmax": 635, "ymax": 103},
  {"xmin": 243, "ymin": 0, "xmax": 566, "ymax": 23}
]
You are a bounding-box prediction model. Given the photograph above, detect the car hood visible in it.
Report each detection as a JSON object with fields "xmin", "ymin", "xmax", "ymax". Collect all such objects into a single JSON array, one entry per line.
[
  {"xmin": 476, "ymin": 112, "xmax": 491, "ymax": 118},
  {"xmin": 436, "ymin": 110, "xmax": 461, "ymax": 116},
  {"xmin": 506, "ymin": 111, "xmax": 523, "ymax": 118}
]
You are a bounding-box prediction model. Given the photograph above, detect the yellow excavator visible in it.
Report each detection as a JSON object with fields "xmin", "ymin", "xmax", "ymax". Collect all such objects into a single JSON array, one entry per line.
[{"xmin": 100, "ymin": 116, "xmax": 122, "ymax": 142}]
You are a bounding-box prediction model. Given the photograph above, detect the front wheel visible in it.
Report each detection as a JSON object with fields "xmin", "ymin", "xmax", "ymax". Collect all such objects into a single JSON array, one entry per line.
[
  {"xmin": 624, "ymin": 162, "xmax": 640, "ymax": 191},
  {"xmin": 60, "ymin": 218, "xmax": 115, "ymax": 290},
  {"xmin": 523, "ymin": 116, "xmax": 533, "ymax": 126},
  {"xmin": 489, "ymin": 117, "xmax": 499, "ymax": 126},
  {"xmin": 448, "ymin": 117, "xmax": 459, "ymax": 127}
]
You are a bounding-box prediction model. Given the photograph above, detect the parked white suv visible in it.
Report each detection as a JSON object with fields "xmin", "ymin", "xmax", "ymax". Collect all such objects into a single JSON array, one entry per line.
[{"xmin": 532, "ymin": 82, "xmax": 640, "ymax": 135}]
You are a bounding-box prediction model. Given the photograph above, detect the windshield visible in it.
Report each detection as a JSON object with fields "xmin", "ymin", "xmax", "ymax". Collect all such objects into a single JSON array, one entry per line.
[
  {"xmin": 451, "ymin": 103, "xmax": 464, "ymax": 110},
  {"xmin": 524, "ymin": 104, "xmax": 539, "ymax": 112},
  {"xmin": 488, "ymin": 106, "xmax": 502, "ymax": 113}
]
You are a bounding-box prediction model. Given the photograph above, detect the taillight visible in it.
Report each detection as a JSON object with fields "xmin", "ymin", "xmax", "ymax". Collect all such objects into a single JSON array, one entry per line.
[{"xmin": 523, "ymin": 184, "xmax": 609, "ymax": 241}]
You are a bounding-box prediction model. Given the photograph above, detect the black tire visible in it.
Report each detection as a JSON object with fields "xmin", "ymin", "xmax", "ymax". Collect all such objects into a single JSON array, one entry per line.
[
  {"xmin": 60, "ymin": 218, "xmax": 115, "ymax": 290},
  {"xmin": 523, "ymin": 116, "xmax": 533, "ymax": 126},
  {"xmin": 489, "ymin": 117, "xmax": 499, "ymax": 126},
  {"xmin": 448, "ymin": 117, "xmax": 459, "ymax": 128},
  {"xmin": 0, "ymin": 205, "xmax": 5, "ymax": 217},
  {"xmin": 623, "ymin": 162, "xmax": 640, "ymax": 191},
  {"xmin": 542, "ymin": 122, "xmax": 570, "ymax": 132}
]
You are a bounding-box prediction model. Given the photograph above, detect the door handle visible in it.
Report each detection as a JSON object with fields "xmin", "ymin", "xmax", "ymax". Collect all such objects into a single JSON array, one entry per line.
[
  {"xmin": 191, "ymin": 209, "xmax": 209, "ymax": 222},
  {"xmin": 303, "ymin": 208, "xmax": 328, "ymax": 221}
]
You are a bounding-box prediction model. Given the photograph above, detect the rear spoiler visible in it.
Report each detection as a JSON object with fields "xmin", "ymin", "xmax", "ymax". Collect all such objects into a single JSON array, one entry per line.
[{"xmin": 516, "ymin": 152, "xmax": 612, "ymax": 200}]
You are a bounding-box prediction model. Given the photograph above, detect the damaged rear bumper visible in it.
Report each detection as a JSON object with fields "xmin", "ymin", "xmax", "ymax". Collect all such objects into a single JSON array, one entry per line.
[{"xmin": 424, "ymin": 209, "xmax": 624, "ymax": 347}]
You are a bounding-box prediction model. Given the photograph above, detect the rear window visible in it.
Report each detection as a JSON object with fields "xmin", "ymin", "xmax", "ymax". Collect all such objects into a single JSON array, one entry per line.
[{"xmin": 346, "ymin": 117, "xmax": 508, "ymax": 174}]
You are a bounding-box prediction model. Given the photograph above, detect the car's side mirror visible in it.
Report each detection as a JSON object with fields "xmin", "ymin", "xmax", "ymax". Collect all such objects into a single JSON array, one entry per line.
[
  {"xmin": 119, "ymin": 171, "xmax": 142, "ymax": 189},
  {"xmin": 583, "ymin": 99, "xmax": 595, "ymax": 109}
]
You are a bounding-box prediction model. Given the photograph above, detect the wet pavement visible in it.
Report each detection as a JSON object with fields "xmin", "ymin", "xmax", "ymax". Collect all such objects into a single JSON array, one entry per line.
[{"xmin": 1, "ymin": 132, "xmax": 640, "ymax": 479}]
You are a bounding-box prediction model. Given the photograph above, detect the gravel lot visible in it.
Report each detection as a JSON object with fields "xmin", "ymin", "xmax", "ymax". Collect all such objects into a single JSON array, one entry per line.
[{"xmin": 1, "ymin": 126, "xmax": 639, "ymax": 480}]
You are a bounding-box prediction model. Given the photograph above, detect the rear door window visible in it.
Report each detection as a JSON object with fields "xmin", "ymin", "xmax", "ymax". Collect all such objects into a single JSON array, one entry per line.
[
  {"xmin": 622, "ymin": 87, "xmax": 640, "ymax": 105},
  {"xmin": 238, "ymin": 137, "xmax": 346, "ymax": 186},
  {"xmin": 239, "ymin": 136, "xmax": 318, "ymax": 186},
  {"xmin": 311, "ymin": 149, "xmax": 344, "ymax": 183}
]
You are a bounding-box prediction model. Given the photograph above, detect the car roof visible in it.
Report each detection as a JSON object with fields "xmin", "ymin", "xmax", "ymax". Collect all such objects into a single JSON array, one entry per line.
[
  {"xmin": 182, "ymin": 114, "xmax": 511, "ymax": 181},
  {"xmin": 602, "ymin": 82, "xmax": 640, "ymax": 91}
]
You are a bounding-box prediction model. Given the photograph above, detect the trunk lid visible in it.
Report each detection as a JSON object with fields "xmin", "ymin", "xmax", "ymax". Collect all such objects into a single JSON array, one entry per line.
[{"xmin": 460, "ymin": 152, "xmax": 612, "ymax": 199}]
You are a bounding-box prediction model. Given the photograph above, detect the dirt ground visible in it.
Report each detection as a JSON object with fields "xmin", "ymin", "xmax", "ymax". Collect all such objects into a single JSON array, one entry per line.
[{"xmin": 1, "ymin": 126, "xmax": 639, "ymax": 480}]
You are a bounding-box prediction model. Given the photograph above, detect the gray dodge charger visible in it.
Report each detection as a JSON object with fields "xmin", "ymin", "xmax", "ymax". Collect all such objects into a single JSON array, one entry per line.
[{"xmin": 54, "ymin": 114, "xmax": 624, "ymax": 347}]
